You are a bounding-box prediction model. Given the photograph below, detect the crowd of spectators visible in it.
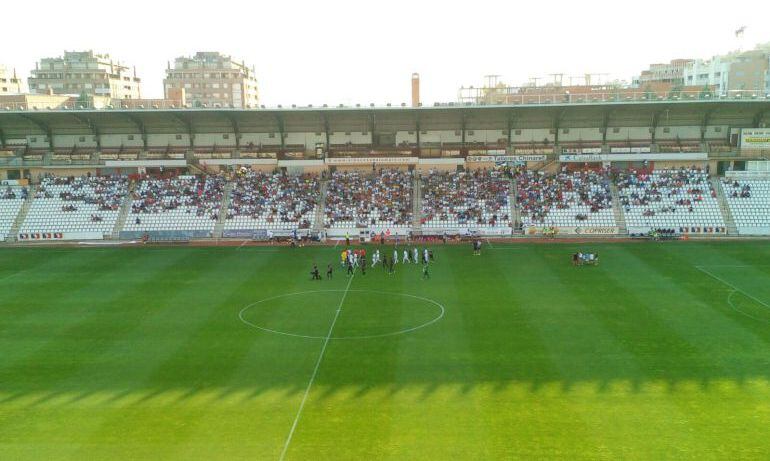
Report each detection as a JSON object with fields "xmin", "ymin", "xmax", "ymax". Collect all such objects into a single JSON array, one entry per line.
[
  {"xmin": 131, "ymin": 174, "xmax": 225, "ymax": 220},
  {"xmin": 617, "ymin": 168, "xmax": 714, "ymax": 216},
  {"xmin": 421, "ymin": 169, "xmax": 511, "ymax": 227},
  {"xmin": 324, "ymin": 169, "xmax": 413, "ymax": 228},
  {"xmin": 35, "ymin": 174, "xmax": 128, "ymax": 212},
  {"xmin": 226, "ymin": 170, "xmax": 319, "ymax": 229},
  {"xmin": 723, "ymin": 179, "xmax": 752, "ymax": 198},
  {"xmin": 1, "ymin": 186, "xmax": 27, "ymax": 200},
  {"xmin": 517, "ymin": 168, "xmax": 612, "ymax": 226}
]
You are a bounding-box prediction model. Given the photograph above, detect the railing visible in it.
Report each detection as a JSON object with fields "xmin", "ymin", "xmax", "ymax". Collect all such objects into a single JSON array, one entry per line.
[
  {"xmin": 1, "ymin": 90, "xmax": 770, "ymax": 112},
  {"xmin": 456, "ymin": 89, "xmax": 770, "ymax": 106}
]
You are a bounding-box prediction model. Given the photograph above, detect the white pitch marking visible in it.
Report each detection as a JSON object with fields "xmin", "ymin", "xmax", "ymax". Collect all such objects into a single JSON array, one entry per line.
[
  {"xmin": 693, "ymin": 264, "xmax": 770, "ymax": 268},
  {"xmin": 239, "ymin": 289, "xmax": 445, "ymax": 340},
  {"xmin": 486, "ymin": 238, "xmax": 495, "ymax": 249},
  {"xmin": 0, "ymin": 268, "xmax": 32, "ymax": 283},
  {"xmin": 726, "ymin": 290, "xmax": 770, "ymax": 324},
  {"xmin": 279, "ymin": 274, "xmax": 354, "ymax": 461},
  {"xmin": 695, "ymin": 265, "xmax": 770, "ymax": 311}
]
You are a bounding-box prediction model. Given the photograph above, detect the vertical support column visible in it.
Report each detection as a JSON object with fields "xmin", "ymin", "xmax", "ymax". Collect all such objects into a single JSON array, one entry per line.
[{"xmin": 276, "ymin": 113, "xmax": 286, "ymax": 150}]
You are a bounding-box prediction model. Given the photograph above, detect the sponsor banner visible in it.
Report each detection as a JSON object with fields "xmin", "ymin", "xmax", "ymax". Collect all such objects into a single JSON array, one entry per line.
[
  {"xmin": 513, "ymin": 148, "xmax": 553, "ymax": 154},
  {"xmin": 610, "ymin": 147, "xmax": 652, "ymax": 154},
  {"xmin": 280, "ymin": 159, "xmax": 324, "ymax": 167},
  {"xmin": 222, "ymin": 229, "xmax": 272, "ymax": 239},
  {"xmin": 562, "ymin": 148, "xmax": 601, "ymax": 154},
  {"xmin": 105, "ymin": 160, "xmax": 187, "ymax": 167},
  {"xmin": 467, "ymin": 155, "xmax": 547, "ymax": 163},
  {"xmin": 325, "ymin": 157, "xmax": 418, "ymax": 165},
  {"xmin": 467, "ymin": 149, "xmax": 507, "ymax": 156},
  {"xmin": 560, "ymin": 153, "xmax": 707, "ymax": 162},
  {"xmin": 417, "ymin": 158, "xmax": 464, "ymax": 165},
  {"xmin": 736, "ymin": 226, "xmax": 770, "ymax": 236},
  {"xmin": 223, "ymin": 230, "xmax": 256, "ymax": 239},
  {"xmin": 0, "ymin": 179, "xmax": 23, "ymax": 186},
  {"xmin": 441, "ymin": 150, "xmax": 462, "ymax": 157},
  {"xmin": 741, "ymin": 128, "xmax": 770, "ymax": 149},
  {"xmin": 525, "ymin": 226, "xmax": 620, "ymax": 235},
  {"xmin": 628, "ymin": 226, "xmax": 726, "ymax": 235},
  {"xmin": 203, "ymin": 159, "xmax": 278, "ymax": 166},
  {"xmin": 119, "ymin": 230, "xmax": 210, "ymax": 240},
  {"xmin": 726, "ymin": 170, "xmax": 770, "ymax": 180},
  {"xmin": 18, "ymin": 231, "xmax": 103, "ymax": 241}
]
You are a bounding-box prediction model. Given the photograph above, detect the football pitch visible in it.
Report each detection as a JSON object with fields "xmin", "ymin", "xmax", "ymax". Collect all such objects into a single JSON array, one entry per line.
[{"xmin": 2, "ymin": 241, "xmax": 770, "ymax": 460}]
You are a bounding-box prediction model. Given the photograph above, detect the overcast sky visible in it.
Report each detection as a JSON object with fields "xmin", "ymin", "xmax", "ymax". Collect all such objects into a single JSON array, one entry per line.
[{"xmin": 3, "ymin": 0, "xmax": 769, "ymax": 105}]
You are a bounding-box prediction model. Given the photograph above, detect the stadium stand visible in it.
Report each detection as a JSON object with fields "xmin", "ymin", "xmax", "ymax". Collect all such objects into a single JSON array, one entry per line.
[
  {"xmin": 617, "ymin": 168, "xmax": 725, "ymax": 234},
  {"xmin": 225, "ymin": 171, "xmax": 319, "ymax": 231},
  {"xmin": 19, "ymin": 175, "xmax": 128, "ymax": 236},
  {"xmin": 517, "ymin": 169, "xmax": 616, "ymax": 229},
  {"xmin": 0, "ymin": 186, "xmax": 27, "ymax": 240},
  {"xmin": 324, "ymin": 170, "xmax": 413, "ymax": 232},
  {"xmin": 421, "ymin": 169, "xmax": 511, "ymax": 231},
  {"xmin": 721, "ymin": 179, "xmax": 770, "ymax": 235},
  {"xmin": 123, "ymin": 175, "xmax": 225, "ymax": 232}
]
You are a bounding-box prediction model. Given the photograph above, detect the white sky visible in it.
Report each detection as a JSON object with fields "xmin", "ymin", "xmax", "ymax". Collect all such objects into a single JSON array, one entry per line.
[{"xmin": 3, "ymin": 0, "xmax": 769, "ymax": 105}]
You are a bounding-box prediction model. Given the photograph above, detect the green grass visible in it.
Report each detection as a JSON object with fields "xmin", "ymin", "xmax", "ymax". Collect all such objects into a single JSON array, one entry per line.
[{"xmin": 2, "ymin": 241, "xmax": 770, "ymax": 460}]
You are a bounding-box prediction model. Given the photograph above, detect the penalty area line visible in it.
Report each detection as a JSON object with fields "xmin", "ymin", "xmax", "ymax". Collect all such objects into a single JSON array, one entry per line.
[
  {"xmin": 279, "ymin": 273, "xmax": 354, "ymax": 461},
  {"xmin": 694, "ymin": 265, "xmax": 770, "ymax": 310}
]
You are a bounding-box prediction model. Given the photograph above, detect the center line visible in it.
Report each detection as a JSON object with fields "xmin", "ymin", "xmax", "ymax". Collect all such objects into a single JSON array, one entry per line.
[{"xmin": 279, "ymin": 273, "xmax": 354, "ymax": 461}]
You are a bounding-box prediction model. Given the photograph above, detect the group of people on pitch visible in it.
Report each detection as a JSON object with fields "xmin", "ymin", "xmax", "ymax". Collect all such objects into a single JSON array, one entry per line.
[
  {"xmin": 572, "ymin": 252, "xmax": 599, "ymax": 266},
  {"xmin": 311, "ymin": 246, "xmax": 434, "ymax": 280}
]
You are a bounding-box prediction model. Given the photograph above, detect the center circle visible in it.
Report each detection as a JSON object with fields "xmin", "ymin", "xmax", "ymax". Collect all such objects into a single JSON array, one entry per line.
[{"xmin": 238, "ymin": 289, "xmax": 445, "ymax": 340}]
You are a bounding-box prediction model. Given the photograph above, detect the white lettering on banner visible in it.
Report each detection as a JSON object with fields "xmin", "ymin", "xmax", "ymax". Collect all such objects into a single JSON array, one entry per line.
[
  {"xmin": 325, "ymin": 157, "xmax": 418, "ymax": 165},
  {"xmin": 560, "ymin": 153, "xmax": 707, "ymax": 162},
  {"xmin": 525, "ymin": 226, "xmax": 619, "ymax": 235},
  {"xmin": 467, "ymin": 149, "xmax": 507, "ymax": 156},
  {"xmin": 610, "ymin": 147, "xmax": 653, "ymax": 154},
  {"xmin": 467, "ymin": 155, "xmax": 547, "ymax": 163},
  {"xmin": 741, "ymin": 128, "xmax": 770, "ymax": 149},
  {"xmin": 574, "ymin": 227, "xmax": 619, "ymax": 235},
  {"xmin": 561, "ymin": 154, "xmax": 603, "ymax": 162},
  {"xmin": 581, "ymin": 148, "xmax": 602, "ymax": 154}
]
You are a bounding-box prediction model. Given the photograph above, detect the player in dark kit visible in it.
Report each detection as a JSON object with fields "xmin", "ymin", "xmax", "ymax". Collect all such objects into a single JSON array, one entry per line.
[
  {"xmin": 388, "ymin": 255, "xmax": 395, "ymax": 274},
  {"xmin": 327, "ymin": 264, "xmax": 333, "ymax": 279},
  {"xmin": 360, "ymin": 256, "xmax": 367, "ymax": 275},
  {"xmin": 347, "ymin": 259, "xmax": 354, "ymax": 276},
  {"xmin": 382, "ymin": 255, "xmax": 388, "ymax": 272},
  {"xmin": 311, "ymin": 264, "xmax": 321, "ymax": 280}
]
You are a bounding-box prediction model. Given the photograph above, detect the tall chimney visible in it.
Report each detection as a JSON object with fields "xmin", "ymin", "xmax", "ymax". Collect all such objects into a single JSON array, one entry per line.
[{"xmin": 411, "ymin": 73, "xmax": 420, "ymax": 107}]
